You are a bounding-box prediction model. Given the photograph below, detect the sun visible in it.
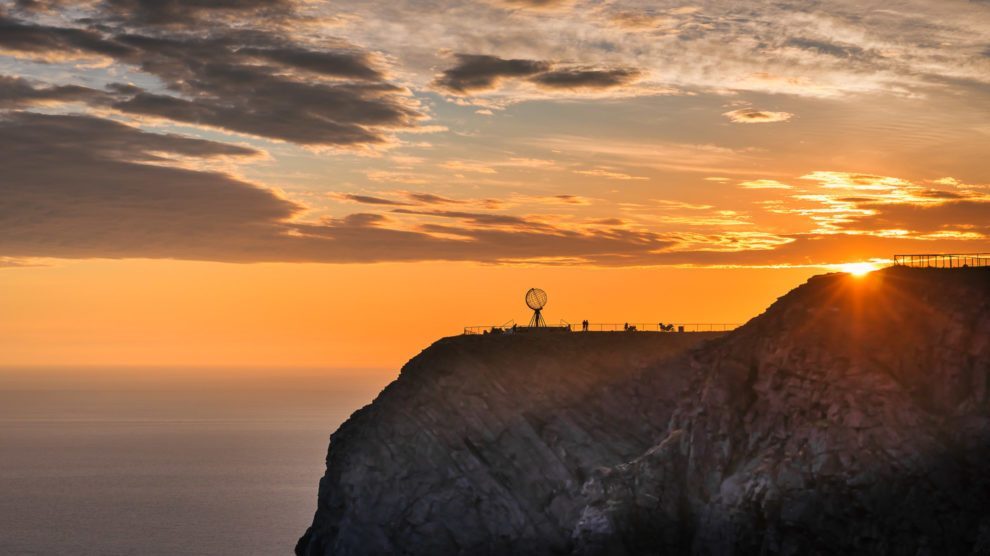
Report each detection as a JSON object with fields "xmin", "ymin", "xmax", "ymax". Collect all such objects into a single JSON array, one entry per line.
[{"xmin": 838, "ymin": 262, "xmax": 878, "ymax": 276}]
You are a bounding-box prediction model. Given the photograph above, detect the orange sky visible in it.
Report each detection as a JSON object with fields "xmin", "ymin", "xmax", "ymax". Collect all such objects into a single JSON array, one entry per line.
[{"xmin": 0, "ymin": 260, "xmax": 816, "ymax": 368}]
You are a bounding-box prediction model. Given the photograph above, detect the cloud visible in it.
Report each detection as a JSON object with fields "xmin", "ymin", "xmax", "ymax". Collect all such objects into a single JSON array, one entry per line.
[
  {"xmin": 784, "ymin": 37, "xmax": 870, "ymax": 61},
  {"xmin": 97, "ymin": 0, "xmax": 296, "ymax": 26},
  {"xmin": 392, "ymin": 208, "xmax": 550, "ymax": 229},
  {"xmin": 335, "ymin": 191, "xmax": 470, "ymax": 206},
  {"xmin": 434, "ymin": 53, "xmax": 643, "ymax": 96},
  {"xmin": 12, "ymin": 0, "xmax": 296, "ymax": 25},
  {"xmin": 434, "ymin": 54, "xmax": 551, "ymax": 93},
  {"xmin": 336, "ymin": 194, "xmax": 413, "ymax": 207},
  {"xmin": 606, "ymin": 11, "xmax": 675, "ymax": 30},
  {"xmin": 0, "ymin": 10, "xmax": 424, "ymax": 147},
  {"xmin": 550, "ymin": 194, "xmax": 590, "ymax": 205},
  {"xmin": 837, "ymin": 200, "xmax": 990, "ymax": 237},
  {"xmin": 439, "ymin": 160, "xmax": 498, "ymax": 173},
  {"xmin": 490, "ymin": 0, "xmax": 573, "ymax": 11},
  {"xmin": 575, "ymin": 168, "xmax": 648, "ymax": 181},
  {"xmin": 739, "ymin": 179, "xmax": 793, "ymax": 189},
  {"xmin": 0, "ymin": 111, "xmax": 299, "ymax": 260},
  {"xmin": 801, "ymin": 171, "xmax": 911, "ymax": 192},
  {"xmin": 531, "ymin": 67, "xmax": 641, "ymax": 89},
  {"xmin": 723, "ymin": 108, "xmax": 794, "ymax": 124},
  {"xmin": 404, "ymin": 192, "xmax": 466, "ymax": 205},
  {"xmin": 0, "ymin": 256, "xmax": 45, "ymax": 268},
  {"xmin": 763, "ymin": 171, "xmax": 990, "ymax": 239},
  {"xmin": 0, "ymin": 75, "xmax": 106, "ymax": 108}
]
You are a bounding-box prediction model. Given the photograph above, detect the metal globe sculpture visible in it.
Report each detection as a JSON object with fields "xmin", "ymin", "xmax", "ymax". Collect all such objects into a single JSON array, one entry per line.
[
  {"xmin": 525, "ymin": 288, "xmax": 548, "ymax": 327},
  {"xmin": 525, "ymin": 288, "xmax": 548, "ymax": 311}
]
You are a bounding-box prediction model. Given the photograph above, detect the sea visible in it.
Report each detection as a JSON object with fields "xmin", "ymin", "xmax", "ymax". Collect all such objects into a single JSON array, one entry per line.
[{"xmin": 0, "ymin": 368, "xmax": 394, "ymax": 555}]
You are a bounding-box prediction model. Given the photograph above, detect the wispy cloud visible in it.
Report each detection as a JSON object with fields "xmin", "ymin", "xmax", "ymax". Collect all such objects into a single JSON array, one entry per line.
[
  {"xmin": 574, "ymin": 168, "xmax": 648, "ymax": 181},
  {"xmin": 739, "ymin": 179, "xmax": 793, "ymax": 189},
  {"xmin": 723, "ymin": 108, "xmax": 793, "ymax": 124}
]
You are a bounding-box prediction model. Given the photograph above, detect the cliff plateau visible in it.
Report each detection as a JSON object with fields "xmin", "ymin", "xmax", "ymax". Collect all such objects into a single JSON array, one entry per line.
[{"xmin": 298, "ymin": 267, "xmax": 990, "ymax": 555}]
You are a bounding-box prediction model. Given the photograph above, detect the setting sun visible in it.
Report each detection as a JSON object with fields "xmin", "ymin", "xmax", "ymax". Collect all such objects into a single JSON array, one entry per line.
[{"xmin": 838, "ymin": 262, "xmax": 880, "ymax": 276}]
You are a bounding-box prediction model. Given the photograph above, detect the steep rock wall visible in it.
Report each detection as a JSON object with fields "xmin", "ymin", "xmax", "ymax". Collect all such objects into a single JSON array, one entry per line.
[{"xmin": 299, "ymin": 267, "xmax": 990, "ymax": 555}]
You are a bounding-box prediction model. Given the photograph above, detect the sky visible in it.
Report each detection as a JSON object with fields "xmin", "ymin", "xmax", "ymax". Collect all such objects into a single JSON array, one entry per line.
[{"xmin": 1, "ymin": 0, "xmax": 989, "ymax": 368}]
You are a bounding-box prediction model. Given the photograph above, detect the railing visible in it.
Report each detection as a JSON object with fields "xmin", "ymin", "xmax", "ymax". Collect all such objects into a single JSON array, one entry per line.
[
  {"xmin": 578, "ymin": 323, "xmax": 740, "ymax": 332},
  {"xmin": 463, "ymin": 322, "xmax": 740, "ymax": 335},
  {"xmin": 893, "ymin": 253, "xmax": 990, "ymax": 268}
]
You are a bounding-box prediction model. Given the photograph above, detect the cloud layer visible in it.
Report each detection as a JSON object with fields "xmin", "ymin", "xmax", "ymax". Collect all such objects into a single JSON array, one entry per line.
[{"xmin": 1, "ymin": 0, "xmax": 989, "ymax": 268}]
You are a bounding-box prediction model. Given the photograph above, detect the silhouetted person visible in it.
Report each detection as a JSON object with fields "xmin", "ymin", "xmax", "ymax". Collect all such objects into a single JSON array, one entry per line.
[
  {"xmin": 623, "ymin": 322, "xmax": 629, "ymax": 331},
  {"xmin": 582, "ymin": 319, "xmax": 589, "ymax": 332}
]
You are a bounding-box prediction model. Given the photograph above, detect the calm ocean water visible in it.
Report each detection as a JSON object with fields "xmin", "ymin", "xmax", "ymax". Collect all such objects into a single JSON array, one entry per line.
[{"xmin": 0, "ymin": 369, "xmax": 393, "ymax": 555}]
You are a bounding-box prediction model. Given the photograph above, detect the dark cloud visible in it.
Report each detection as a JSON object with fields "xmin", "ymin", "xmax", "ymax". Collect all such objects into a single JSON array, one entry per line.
[
  {"xmin": 392, "ymin": 208, "xmax": 550, "ymax": 229},
  {"xmin": 405, "ymin": 192, "xmax": 465, "ymax": 205},
  {"xmin": 435, "ymin": 53, "xmax": 643, "ymax": 95},
  {"xmin": 0, "ymin": 10, "xmax": 422, "ymax": 146},
  {"xmin": 531, "ymin": 67, "xmax": 641, "ymax": 89},
  {"xmin": 12, "ymin": 0, "xmax": 296, "ymax": 25},
  {"xmin": 593, "ymin": 218, "xmax": 625, "ymax": 225},
  {"xmin": 338, "ymin": 194, "xmax": 412, "ymax": 207},
  {"xmin": 0, "ymin": 11, "xmax": 136, "ymax": 58},
  {"xmin": 0, "ymin": 111, "xmax": 300, "ymax": 261},
  {"xmin": 840, "ymin": 200, "xmax": 990, "ymax": 235},
  {"xmin": 338, "ymin": 192, "xmax": 470, "ymax": 207},
  {"xmin": 0, "ymin": 75, "xmax": 106, "ymax": 108},
  {"xmin": 97, "ymin": 0, "xmax": 296, "ymax": 26},
  {"xmin": 785, "ymin": 37, "xmax": 869, "ymax": 60},
  {"xmin": 4, "ymin": 111, "xmax": 260, "ymax": 158},
  {"xmin": 330, "ymin": 212, "xmax": 392, "ymax": 228},
  {"xmin": 917, "ymin": 189, "xmax": 965, "ymax": 200},
  {"xmin": 237, "ymin": 46, "xmax": 384, "ymax": 80},
  {"xmin": 434, "ymin": 54, "xmax": 550, "ymax": 93}
]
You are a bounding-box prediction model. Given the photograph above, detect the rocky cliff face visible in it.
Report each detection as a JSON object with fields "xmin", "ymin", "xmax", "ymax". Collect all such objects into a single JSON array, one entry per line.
[{"xmin": 298, "ymin": 267, "xmax": 990, "ymax": 555}]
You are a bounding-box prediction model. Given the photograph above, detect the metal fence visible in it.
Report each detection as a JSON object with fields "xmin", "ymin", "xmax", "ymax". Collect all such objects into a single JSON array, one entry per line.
[
  {"xmin": 893, "ymin": 253, "xmax": 990, "ymax": 268},
  {"xmin": 464, "ymin": 322, "xmax": 740, "ymax": 335}
]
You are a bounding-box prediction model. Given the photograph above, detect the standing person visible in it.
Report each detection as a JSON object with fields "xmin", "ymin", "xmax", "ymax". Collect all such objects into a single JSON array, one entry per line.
[{"xmin": 582, "ymin": 319, "xmax": 589, "ymax": 332}]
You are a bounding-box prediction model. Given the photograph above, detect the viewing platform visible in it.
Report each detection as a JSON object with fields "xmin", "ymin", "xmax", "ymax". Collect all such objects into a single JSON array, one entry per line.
[
  {"xmin": 464, "ymin": 322, "xmax": 740, "ymax": 335},
  {"xmin": 894, "ymin": 253, "xmax": 990, "ymax": 268}
]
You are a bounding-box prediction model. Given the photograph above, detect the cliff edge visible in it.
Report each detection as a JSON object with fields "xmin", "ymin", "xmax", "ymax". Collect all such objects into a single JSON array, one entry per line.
[{"xmin": 298, "ymin": 267, "xmax": 990, "ymax": 555}]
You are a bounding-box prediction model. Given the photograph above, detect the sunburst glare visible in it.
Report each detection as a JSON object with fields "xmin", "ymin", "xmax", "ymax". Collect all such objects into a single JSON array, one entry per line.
[{"xmin": 837, "ymin": 262, "xmax": 879, "ymax": 276}]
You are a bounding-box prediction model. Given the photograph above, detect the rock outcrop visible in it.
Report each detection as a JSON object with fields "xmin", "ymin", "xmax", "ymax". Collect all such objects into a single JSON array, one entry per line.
[{"xmin": 298, "ymin": 267, "xmax": 990, "ymax": 555}]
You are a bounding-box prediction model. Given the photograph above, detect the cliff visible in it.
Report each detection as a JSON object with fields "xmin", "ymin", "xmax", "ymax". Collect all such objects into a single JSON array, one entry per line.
[{"xmin": 297, "ymin": 267, "xmax": 990, "ymax": 555}]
